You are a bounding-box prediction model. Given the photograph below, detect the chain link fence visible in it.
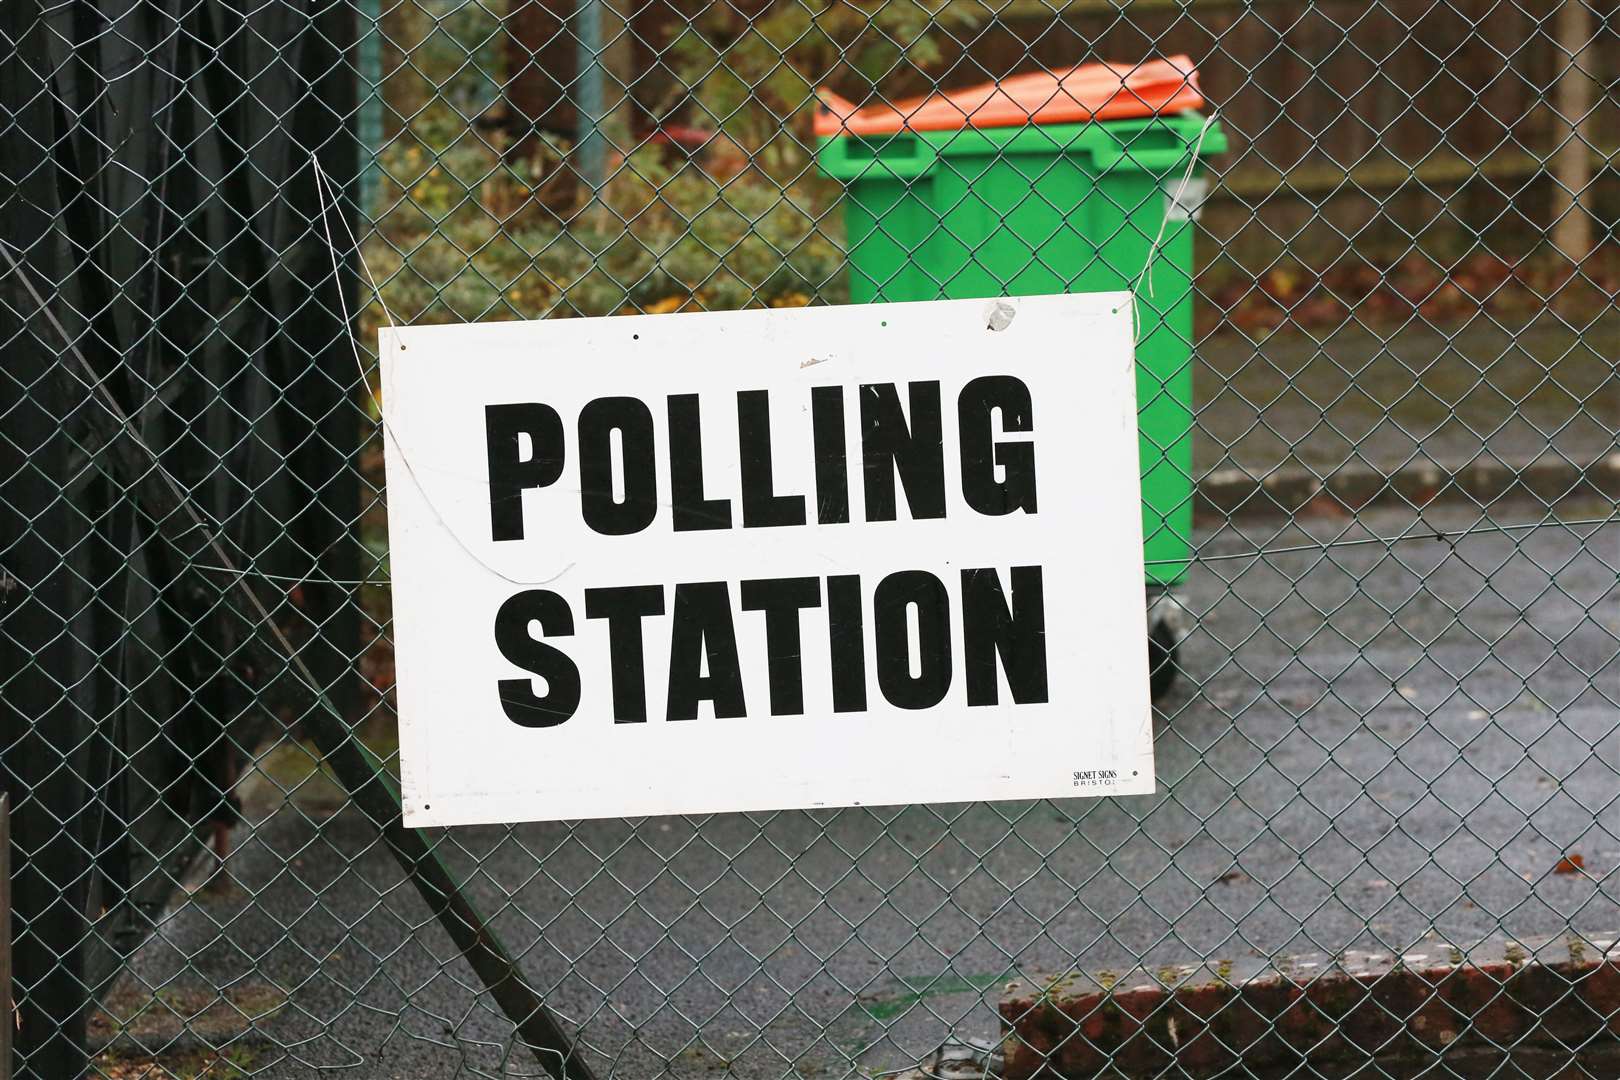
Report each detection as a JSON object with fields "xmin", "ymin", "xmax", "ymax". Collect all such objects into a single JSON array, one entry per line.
[{"xmin": 2, "ymin": 0, "xmax": 1616, "ymax": 1077}]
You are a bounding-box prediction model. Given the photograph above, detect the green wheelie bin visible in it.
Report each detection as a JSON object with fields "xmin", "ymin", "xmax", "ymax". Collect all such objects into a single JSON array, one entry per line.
[{"xmin": 816, "ymin": 57, "xmax": 1225, "ymax": 699}]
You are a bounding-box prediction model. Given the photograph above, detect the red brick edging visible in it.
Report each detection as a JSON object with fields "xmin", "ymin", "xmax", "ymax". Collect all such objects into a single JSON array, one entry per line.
[{"xmin": 1000, "ymin": 936, "xmax": 1620, "ymax": 1078}]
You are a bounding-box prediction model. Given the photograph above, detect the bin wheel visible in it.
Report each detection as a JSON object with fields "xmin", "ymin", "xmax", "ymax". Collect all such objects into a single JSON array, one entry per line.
[{"xmin": 1149, "ymin": 615, "xmax": 1180, "ymax": 701}]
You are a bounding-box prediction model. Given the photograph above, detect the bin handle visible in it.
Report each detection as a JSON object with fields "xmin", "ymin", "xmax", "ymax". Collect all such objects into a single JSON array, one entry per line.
[
  {"xmin": 1091, "ymin": 127, "xmax": 1199, "ymax": 174},
  {"xmin": 818, "ymin": 133, "xmax": 939, "ymax": 180}
]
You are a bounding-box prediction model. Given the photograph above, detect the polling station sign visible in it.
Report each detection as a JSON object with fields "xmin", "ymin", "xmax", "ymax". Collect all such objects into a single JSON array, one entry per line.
[{"xmin": 382, "ymin": 294, "xmax": 1154, "ymax": 827}]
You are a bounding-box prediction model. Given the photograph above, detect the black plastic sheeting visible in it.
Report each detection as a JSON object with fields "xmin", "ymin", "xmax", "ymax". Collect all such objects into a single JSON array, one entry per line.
[{"xmin": 0, "ymin": 2, "xmax": 360, "ymax": 1074}]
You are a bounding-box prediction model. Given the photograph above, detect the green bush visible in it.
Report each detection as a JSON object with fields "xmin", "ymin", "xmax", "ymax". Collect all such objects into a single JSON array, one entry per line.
[
  {"xmin": 361, "ymin": 0, "xmax": 974, "ymax": 330},
  {"xmin": 664, "ymin": 0, "xmax": 981, "ymax": 175},
  {"xmin": 364, "ymin": 138, "xmax": 846, "ymax": 324}
]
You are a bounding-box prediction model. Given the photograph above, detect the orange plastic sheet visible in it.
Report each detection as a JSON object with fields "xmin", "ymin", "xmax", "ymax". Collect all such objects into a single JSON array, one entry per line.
[{"xmin": 814, "ymin": 56, "xmax": 1203, "ymax": 137}]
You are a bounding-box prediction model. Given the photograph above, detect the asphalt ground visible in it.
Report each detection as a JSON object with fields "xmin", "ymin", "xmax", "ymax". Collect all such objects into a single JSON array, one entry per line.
[
  {"xmin": 1194, "ymin": 310, "xmax": 1617, "ymax": 476},
  {"xmin": 108, "ymin": 495, "xmax": 1619, "ymax": 1079}
]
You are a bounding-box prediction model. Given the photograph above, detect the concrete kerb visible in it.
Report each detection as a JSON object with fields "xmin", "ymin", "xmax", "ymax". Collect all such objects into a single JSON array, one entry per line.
[{"xmin": 1196, "ymin": 452, "xmax": 1620, "ymax": 521}]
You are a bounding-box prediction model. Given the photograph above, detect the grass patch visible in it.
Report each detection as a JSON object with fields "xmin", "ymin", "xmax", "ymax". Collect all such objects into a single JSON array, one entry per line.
[
  {"xmin": 245, "ymin": 731, "xmax": 400, "ymax": 815},
  {"xmin": 94, "ymin": 1047, "xmax": 259, "ymax": 1079},
  {"xmin": 858, "ymin": 968, "xmax": 1017, "ymax": 1022}
]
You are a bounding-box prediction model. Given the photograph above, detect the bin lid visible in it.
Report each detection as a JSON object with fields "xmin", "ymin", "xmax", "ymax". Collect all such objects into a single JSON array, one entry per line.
[{"xmin": 814, "ymin": 56, "xmax": 1202, "ymax": 138}]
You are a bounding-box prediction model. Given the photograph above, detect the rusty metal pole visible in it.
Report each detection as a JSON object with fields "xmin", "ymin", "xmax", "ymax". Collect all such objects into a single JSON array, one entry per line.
[{"xmin": 1550, "ymin": 0, "xmax": 1594, "ymax": 262}]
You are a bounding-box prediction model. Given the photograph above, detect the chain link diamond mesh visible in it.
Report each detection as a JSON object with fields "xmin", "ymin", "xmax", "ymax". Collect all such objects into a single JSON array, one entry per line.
[{"xmin": 1, "ymin": 0, "xmax": 1616, "ymax": 1077}]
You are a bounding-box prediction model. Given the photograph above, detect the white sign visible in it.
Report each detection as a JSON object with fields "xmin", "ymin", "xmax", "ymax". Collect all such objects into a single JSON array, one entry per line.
[{"xmin": 382, "ymin": 294, "xmax": 1154, "ymax": 827}]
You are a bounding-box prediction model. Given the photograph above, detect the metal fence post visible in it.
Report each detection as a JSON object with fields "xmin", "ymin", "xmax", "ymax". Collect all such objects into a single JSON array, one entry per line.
[
  {"xmin": 573, "ymin": 0, "xmax": 607, "ymax": 197},
  {"xmin": 357, "ymin": 0, "xmax": 385, "ymax": 215}
]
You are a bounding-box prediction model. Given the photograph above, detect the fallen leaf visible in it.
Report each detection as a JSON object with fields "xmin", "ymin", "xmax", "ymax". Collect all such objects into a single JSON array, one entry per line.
[
  {"xmin": 1302, "ymin": 491, "xmax": 1353, "ymax": 519},
  {"xmin": 644, "ymin": 295, "xmax": 686, "ymax": 315},
  {"xmin": 1554, "ymin": 854, "xmax": 1585, "ymax": 875}
]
